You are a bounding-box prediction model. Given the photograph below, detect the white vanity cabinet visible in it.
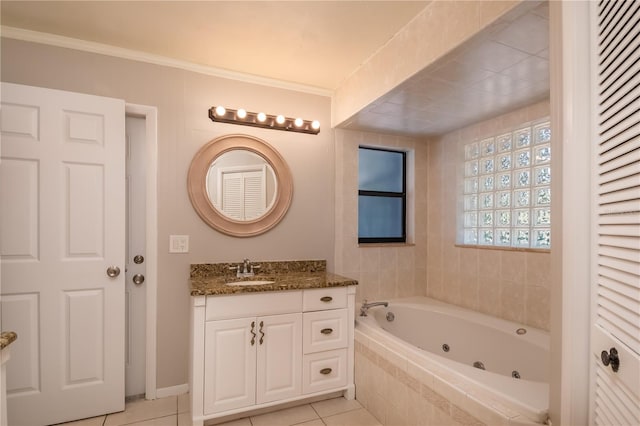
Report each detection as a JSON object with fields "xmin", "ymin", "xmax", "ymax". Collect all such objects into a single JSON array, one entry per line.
[
  {"xmin": 190, "ymin": 286, "xmax": 355, "ymax": 426},
  {"xmin": 203, "ymin": 313, "xmax": 302, "ymax": 414}
]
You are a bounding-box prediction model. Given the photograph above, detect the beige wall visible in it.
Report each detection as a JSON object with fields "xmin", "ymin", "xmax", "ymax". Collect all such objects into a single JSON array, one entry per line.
[
  {"xmin": 426, "ymin": 100, "xmax": 551, "ymax": 330},
  {"xmin": 334, "ymin": 129, "xmax": 428, "ymax": 303},
  {"xmin": 1, "ymin": 38, "xmax": 335, "ymax": 388}
]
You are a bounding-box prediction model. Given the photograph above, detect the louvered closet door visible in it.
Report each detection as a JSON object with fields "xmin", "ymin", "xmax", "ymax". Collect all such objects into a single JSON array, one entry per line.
[{"xmin": 591, "ymin": 1, "xmax": 640, "ymax": 425}]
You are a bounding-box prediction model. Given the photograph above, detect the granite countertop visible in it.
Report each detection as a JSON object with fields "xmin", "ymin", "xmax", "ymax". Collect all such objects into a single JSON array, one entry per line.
[
  {"xmin": 0, "ymin": 331, "xmax": 17, "ymax": 350},
  {"xmin": 189, "ymin": 260, "xmax": 358, "ymax": 296}
]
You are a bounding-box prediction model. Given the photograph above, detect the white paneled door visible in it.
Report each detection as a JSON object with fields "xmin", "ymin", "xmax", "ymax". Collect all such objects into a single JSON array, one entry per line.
[{"xmin": 0, "ymin": 82, "xmax": 125, "ymax": 425}]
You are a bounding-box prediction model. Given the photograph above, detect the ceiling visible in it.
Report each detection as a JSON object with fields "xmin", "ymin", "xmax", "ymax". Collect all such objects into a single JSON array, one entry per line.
[
  {"xmin": 0, "ymin": 1, "xmax": 428, "ymax": 91},
  {"xmin": 342, "ymin": 0, "xmax": 550, "ymax": 136},
  {"xmin": 0, "ymin": 1, "xmax": 549, "ymax": 137}
]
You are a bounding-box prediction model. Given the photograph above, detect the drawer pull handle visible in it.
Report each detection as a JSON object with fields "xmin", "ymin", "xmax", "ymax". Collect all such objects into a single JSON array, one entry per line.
[
  {"xmin": 321, "ymin": 328, "xmax": 333, "ymax": 335},
  {"xmin": 259, "ymin": 321, "xmax": 265, "ymax": 345},
  {"xmin": 320, "ymin": 368, "xmax": 332, "ymax": 375},
  {"xmin": 250, "ymin": 321, "xmax": 256, "ymax": 346},
  {"xmin": 320, "ymin": 296, "xmax": 333, "ymax": 302}
]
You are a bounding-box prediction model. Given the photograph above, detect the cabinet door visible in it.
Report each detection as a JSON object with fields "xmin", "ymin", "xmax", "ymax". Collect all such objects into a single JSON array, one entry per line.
[
  {"xmin": 256, "ymin": 313, "xmax": 302, "ymax": 404},
  {"xmin": 204, "ymin": 318, "xmax": 257, "ymax": 414}
]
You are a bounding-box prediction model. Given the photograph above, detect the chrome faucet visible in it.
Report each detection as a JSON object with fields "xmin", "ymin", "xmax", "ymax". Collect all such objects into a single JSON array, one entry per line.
[
  {"xmin": 230, "ymin": 258, "xmax": 261, "ymax": 278},
  {"xmin": 359, "ymin": 299, "xmax": 389, "ymax": 317}
]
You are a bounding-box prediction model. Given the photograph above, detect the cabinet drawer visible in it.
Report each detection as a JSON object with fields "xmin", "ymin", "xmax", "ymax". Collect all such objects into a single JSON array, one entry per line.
[
  {"xmin": 303, "ymin": 309, "xmax": 348, "ymax": 354},
  {"xmin": 302, "ymin": 349, "xmax": 348, "ymax": 394},
  {"xmin": 206, "ymin": 291, "xmax": 302, "ymax": 321},
  {"xmin": 302, "ymin": 287, "xmax": 347, "ymax": 311}
]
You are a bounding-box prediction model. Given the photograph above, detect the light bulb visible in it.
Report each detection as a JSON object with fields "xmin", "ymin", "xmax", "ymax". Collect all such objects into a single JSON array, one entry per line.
[
  {"xmin": 215, "ymin": 106, "xmax": 226, "ymax": 117},
  {"xmin": 276, "ymin": 115, "xmax": 285, "ymax": 125},
  {"xmin": 236, "ymin": 108, "xmax": 247, "ymax": 119},
  {"xmin": 311, "ymin": 120, "xmax": 320, "ymax": 130},
  {"xmin": 257, "ymin": 112, "xmax": 267, "ymax": 122},
  {"xmin": 294, "ymin": 118, "xmax": 304, "ymax": 127}
]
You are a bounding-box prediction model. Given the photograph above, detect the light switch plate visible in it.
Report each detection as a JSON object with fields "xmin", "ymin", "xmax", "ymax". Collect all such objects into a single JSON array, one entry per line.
[{"xmin": 169, "ymin": 235, "xmax": 189, "ymax": 253}]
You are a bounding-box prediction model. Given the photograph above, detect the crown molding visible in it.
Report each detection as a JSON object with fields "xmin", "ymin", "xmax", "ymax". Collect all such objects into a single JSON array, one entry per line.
[{"xmin": 0, "ymin": 26, "xmax": 333, "ymax": 97}]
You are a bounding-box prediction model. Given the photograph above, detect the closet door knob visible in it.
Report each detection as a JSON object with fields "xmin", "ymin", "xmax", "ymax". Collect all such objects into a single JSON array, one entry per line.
[{"xmin": 601, "ymin": 347, "xmax": 620, "ymax": 372}]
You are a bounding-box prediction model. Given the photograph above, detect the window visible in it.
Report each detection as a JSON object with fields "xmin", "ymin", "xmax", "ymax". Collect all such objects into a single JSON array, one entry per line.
[
  {"xmin": 460, "ymin": 120, "xmax": 551, "ymax": 249},
  {"xmin": 358, "ymin": 146, "xmax": 406, "ymax": 243}
]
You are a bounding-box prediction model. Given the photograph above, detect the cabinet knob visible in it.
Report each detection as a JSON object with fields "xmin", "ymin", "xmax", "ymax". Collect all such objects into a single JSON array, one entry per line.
[
  {"xmin": 320, "ymin": 328, "xmax": 333, "ymax": 335},
  {"xmin": 320, "ymin": 296, "xmax": 333, "ymax": 302},
  {"xmin": 320, "ymin": 368, "xmax": 332, "ymax": 375},
  {"xmin": 259, "ymin": 321, "xmax": 265, "ymax": 345}
]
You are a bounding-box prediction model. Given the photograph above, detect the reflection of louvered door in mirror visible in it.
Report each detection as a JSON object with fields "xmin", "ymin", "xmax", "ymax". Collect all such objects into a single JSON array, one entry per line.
[{"xmin": 221, "ymin": 167, "xmax": 267, "ymax": 221}]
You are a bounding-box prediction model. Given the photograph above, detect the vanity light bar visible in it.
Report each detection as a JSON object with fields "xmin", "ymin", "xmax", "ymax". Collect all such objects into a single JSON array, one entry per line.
[{"xmin": 209, "ymin": 106, "xmax": 320, "ymax": 135}]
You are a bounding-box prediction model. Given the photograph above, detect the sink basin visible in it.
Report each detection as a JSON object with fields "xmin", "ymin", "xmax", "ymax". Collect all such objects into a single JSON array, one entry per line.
[{"xmin": 225, "ymin": 280, "xmax": 275, "ymax": 287}]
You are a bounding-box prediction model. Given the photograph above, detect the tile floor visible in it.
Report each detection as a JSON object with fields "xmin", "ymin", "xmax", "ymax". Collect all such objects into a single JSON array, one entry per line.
[{"xmin": 60, "ymin": 394, "xmax": 381, "ymax": 426}]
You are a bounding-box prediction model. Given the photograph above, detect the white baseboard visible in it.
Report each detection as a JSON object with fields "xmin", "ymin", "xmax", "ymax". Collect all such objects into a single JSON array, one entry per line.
[{"xmin": 156, "ymin": 383, "xmax": 189, "ymax": 398}]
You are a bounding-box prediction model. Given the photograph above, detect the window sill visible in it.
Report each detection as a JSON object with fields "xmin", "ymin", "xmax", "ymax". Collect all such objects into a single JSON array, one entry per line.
[
  {"xmin": 358, "ymin": 242, "xmax": 415, "ymax": 248},
  {"xmin": 455, "ymin": 244, "xmax": 550, "ymax": 253}
]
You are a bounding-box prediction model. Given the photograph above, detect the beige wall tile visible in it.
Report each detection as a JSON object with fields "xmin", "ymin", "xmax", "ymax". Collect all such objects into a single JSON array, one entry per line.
[
  {"xmin": 500, "ymin": 280, "xmax": 526, "ymax": 323},
  {"xmin": 500, "ymin": 251, "xmax": 527, "ymax": 283},
  {"xmin": 478, "ymin": 276, "xmax": 502, "ymax": 318},
  {"xmin": 526, "ymin": 252, "xmax": 551, "ymax": 287},
  {"xmin": 451, "ymin": 404, "xmax": 487, "ymax": 426},
  {"xmin": 366, "ymin": 391, "xmax": 387, "ymax": 425},
  {"xmin": 426, "ymin": 100, "xmax": 551, "ymax": 330},
  {"xmin": 525, "ymin": 285, "xmax": 550, "ymax": 330},
  {"xmin": 478, "ymin": 250, "xmax": 502, "ymax": 280}
]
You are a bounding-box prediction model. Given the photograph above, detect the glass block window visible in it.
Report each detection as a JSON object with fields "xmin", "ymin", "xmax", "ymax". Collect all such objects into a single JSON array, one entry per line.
[
  {"xmin": 358, "ymin": 147, "xmax": 406, "ymax": 243},
  {"xmin": 461, "ymin": 120, "xmax": 551, "ymax": 249}
]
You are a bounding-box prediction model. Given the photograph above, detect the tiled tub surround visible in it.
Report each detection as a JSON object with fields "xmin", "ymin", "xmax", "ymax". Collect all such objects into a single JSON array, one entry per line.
[
  {"xmin": 427, "ymin": 101, "xmax": 552, "ymax": 331},
  {"xmin": 189, "ymin": 260, "xmax": 358, "ymax": 426},
  {"xmin": 355, "ymin": 297, "xmax": 549, "ymax": 425}
]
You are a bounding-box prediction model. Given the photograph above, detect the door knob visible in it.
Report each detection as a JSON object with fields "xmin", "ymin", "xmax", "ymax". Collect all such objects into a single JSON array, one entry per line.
[
  {"xmin": 601, "ymin": 347, "xmax": 620, "ymax": 372},
  {"xmin": 106, "ymin": 266, "xmax": 121, "ymax": 278},
  {"xmin": 132, "ymin": 274, "xmax": 145, "ymax": 285}
]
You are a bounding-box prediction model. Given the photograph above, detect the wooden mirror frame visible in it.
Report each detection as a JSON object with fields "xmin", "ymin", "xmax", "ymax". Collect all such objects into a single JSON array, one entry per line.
[{"xmin": 187, "ymin": 134, "xmax": 293, "ymax": 237}]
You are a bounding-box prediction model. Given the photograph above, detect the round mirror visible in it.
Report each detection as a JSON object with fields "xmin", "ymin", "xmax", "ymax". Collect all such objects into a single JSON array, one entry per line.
[{"xmin": 188, "ymin": 134, "xmax": 293, "ymax": 237}]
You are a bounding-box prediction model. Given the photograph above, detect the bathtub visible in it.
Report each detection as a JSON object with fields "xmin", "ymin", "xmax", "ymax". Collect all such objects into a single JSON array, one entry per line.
[{"xmin": 355, "ymin": 297, "xmax": 549, "ymax": 425}]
